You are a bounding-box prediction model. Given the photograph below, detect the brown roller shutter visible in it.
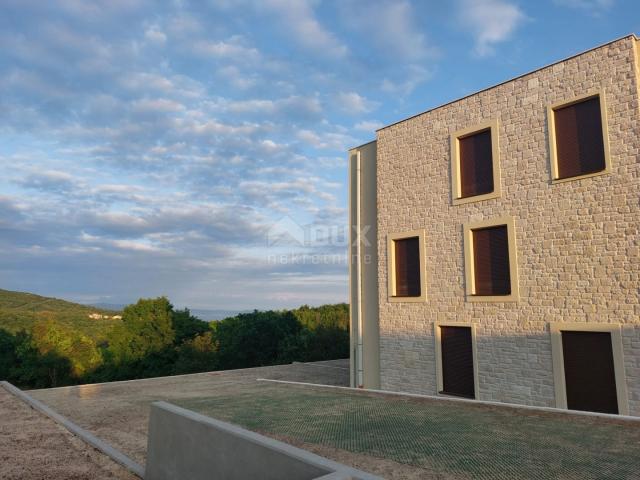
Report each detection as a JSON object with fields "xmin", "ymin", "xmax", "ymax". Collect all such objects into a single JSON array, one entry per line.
[
  {"xmin": 394, "ymin": 237, "xmax": 421, "ymax": 297},
  {"xmin": 440, "ymin": 326, "xmax": 475, "ymax": 398},
  {"xmin": 554, "ymin": 96, "xmax": 606, "ymax": 179},
  {"xmin": 459, "ymin": 129, "xmax": 494, "ymax": 198},
  {"xmin": 561, "ymin": 331, "xmax": 618, "ymax": 414},
  {"xmin": 472, "ymin": 225, "xmax": 510, "ymax": 296}
]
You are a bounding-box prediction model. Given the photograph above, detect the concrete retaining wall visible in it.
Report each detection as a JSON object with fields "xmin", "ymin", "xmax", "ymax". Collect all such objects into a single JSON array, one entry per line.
[{"xmin": 145, "ymin": 401, "xmax": 381, "ymax": 480}]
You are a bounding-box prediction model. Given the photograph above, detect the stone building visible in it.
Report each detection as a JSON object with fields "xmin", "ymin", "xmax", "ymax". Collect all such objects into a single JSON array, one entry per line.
[{"xmin": 349, "ymin": 34, "xmax": 640, "ymax": 416}]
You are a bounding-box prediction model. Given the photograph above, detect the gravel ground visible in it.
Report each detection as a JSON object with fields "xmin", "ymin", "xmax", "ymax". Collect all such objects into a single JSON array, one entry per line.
[{"xmin": 0, "ymin": 386, "xmax": 137, "ymax": 480}]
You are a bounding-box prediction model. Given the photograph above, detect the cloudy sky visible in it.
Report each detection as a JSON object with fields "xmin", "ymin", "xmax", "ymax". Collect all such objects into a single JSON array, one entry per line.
[{"xmin": 0, "ymin": 0, "xmax": 637, "ymax": 311}]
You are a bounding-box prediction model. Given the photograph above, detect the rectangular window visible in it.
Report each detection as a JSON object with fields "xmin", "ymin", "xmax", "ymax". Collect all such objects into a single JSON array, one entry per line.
[
  {"xmin": 463, "ymin": 216, "xmax": 519, "ymax": 302},
  {"xmin": 548, "ymin": 91, "xmax": 611, "ymax": 183},
  {"xmin": 394, "ymin": 237, "xmax": 420, "ymax": 297},
  {"xmin": 472, "ymin": 225, "xmax": 511, "ymax": 296},
  {"xmin": 459, "ymin": 129, "xmax": 494, "ymax": 198},
  {"xmin": 451, "ymin": 119, "xmax": 501, "ymax": 205},
  {"xmin": 387, "ymin": 229, "xmax": 426, "ymax": 302}
]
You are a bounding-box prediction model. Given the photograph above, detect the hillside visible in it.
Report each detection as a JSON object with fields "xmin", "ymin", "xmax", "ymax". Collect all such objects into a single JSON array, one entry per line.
[{"xmin": 0, "ymin": 289, "xmax": 121, "ymax": 341}]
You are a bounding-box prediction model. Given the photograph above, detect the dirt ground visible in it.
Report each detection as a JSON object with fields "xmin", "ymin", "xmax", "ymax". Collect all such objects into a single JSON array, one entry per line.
[{"xmin": 0, "ymin": 386, "xmax": 137, "ymax": 480}]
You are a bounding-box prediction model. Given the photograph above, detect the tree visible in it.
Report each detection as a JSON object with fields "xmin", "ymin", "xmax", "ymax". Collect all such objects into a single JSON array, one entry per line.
[
  {"xmin": 293, "ymin": 303, "xmax": 349, "ymax": 330},
  {"xmin": 31, "ymin": 319, "xmax": 101, "ymax": 377},
  {"xmin": 0, "ymin": 328, "xmax": 18, "ymax": 380},
  {"xmin": 173, "ymin": 331, "xmax": 218, "ymax": 375},
  {"xmin": 171, "ymin": 309, "xmax": 210, "ymax": 345},
  {"xmin": 10, "ymin": 330, "xmax": 72, "ymax": 388},
  {"xmin": 213, "ymin": 310, "xmax": 302, "ymax": 369},
  {"xmin": 107, "ymin": 297, "xmax": 175, "ymax": 364}
]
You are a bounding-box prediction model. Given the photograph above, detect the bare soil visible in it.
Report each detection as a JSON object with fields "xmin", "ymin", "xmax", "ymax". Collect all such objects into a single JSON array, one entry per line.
[{"xmin": 0, "ymin": 386, "xmax": 137, "ymax": 480}]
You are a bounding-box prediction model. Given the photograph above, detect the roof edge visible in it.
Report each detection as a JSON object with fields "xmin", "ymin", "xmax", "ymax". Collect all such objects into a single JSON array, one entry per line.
[
  {"xmin": 348, "ymin": 139, "xmax": 376, "ymax": 151},
  {"xmin": 377, "ymin": 33, "xmax": 638, "ymax": 133}
]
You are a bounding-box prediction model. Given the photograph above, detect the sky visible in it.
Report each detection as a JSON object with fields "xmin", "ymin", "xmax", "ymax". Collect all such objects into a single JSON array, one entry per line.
[{"xmin": 0, "ymin": 0, "xmax": 638, "ymax": 311}]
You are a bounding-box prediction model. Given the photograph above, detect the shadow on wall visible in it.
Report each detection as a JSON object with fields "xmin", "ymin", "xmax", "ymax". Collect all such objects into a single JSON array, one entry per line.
[{"xmin": 376, "ymin": 325, "xmax": 639, "ymax": 415}]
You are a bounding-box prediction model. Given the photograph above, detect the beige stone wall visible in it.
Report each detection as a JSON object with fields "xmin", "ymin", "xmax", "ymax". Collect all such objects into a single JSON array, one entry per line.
[{"xmin": 375, "ymin": 36, "xmax": 640, "ymax": 414}]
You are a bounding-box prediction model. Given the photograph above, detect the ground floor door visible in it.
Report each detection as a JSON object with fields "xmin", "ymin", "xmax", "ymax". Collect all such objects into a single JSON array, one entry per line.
[
  {"xmin": 440, "ymin": 326, "xmax": 475, "ymax": 399},
  {"xmin": 561, "ymin": 331, "xmax": 618, "ymax": 414}
]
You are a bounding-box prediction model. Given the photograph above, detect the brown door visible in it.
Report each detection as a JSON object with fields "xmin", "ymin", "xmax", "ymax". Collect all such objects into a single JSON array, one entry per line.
[
  {"xmin": 440, "ymin": 326, "xmax": 475, "ymax": 399},
  {"xmin": 561, "ymin": 331, "xmax": 618, "ymax": 414}
]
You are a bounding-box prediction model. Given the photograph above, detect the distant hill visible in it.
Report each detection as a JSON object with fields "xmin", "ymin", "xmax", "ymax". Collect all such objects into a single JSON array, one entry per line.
[
  {"xmin": 0, "ymin": 289, "xmax": 121, "ymax": 340},
  {"xmin": 91, "ymin": 303, "xmax": 248, "ymax": 321}
]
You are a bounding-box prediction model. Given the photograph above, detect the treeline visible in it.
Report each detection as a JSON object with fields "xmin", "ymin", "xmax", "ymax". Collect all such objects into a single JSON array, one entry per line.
[{"xmin": 0, "ymin": 298, "xmax": 349, "ymax": 388}]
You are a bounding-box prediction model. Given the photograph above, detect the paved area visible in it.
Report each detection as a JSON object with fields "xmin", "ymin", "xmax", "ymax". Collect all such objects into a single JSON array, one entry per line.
[
  {"xmin": 0, "ymin": 386, "xmax": 136, "ymax": 480},
  {"xmin": 30, "ymin": 360, "xmax": 640, "ymax": 479}
]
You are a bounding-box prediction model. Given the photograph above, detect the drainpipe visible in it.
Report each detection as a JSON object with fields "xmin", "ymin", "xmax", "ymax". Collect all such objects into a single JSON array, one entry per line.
[{"xmin": 356, "ymin": 151, "xmax": 364, "ymax": 388}]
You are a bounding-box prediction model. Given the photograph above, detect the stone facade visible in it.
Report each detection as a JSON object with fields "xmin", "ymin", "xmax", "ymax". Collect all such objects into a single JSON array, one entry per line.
[{"xmin": 373, "ymin": 36, "xmax": 640, "ymax": 414}]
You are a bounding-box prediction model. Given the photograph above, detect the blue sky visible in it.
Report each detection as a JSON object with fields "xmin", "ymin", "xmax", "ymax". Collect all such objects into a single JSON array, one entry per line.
[{"xmin": 0, "ymin": 0, "xmax": 638, "ymax": 311}]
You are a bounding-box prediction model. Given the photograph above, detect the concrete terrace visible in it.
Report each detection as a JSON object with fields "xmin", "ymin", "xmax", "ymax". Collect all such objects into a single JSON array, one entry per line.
[{"xmin": 29, "ymin": 359, "xmax": 640, "ymax": 479}]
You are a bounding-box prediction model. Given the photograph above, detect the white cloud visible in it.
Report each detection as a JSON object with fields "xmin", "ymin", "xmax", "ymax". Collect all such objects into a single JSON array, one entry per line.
[
  {"xmin": 193, "ymin": 35, "xmax": 261, "ymax": 62},
  {"xmin": 296, "ymin": 129, "xmax": 354, "ymax": 151},
  {"xmin": 354, "ymin": 120, "xmax": 383, "ymax": 132},
  {"xmin": 132, "ymin": 98, "xmax": 185, "ymax": 114},
  {"xmin": 335, "ymin": 92, "xmax": 378, "ymax": 114},
  {"xmin": 144, "ymin": 25, "xmax": 167, "ymax": 45},
  {"xmin": 459, "ymin": 0, "xmax": 526, "ymax": 56},
  {"xmin": 225, "ymin": 95, "xmax": 322, "ymax": 117},
  {"xmin": 553, "ymin": 0, "xmax": 613, "ymax": 9},
  {"xmin": 342, "ymin": 0, "xmax": 437, "ymax": 61},
  {"xmin": 260, "ymin": 0, "xmax": 348, "ymax": 58},
  {"xmin": 380, "ymin": 65, "xmax": 432, "ymax": 96}
]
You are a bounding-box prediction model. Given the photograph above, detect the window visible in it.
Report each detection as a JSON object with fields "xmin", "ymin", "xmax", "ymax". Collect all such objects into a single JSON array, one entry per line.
[
  {"xmin": 549, "ymin": 322, "xmax": 629, "ymax": 415},
  {"xmin": 463, "ymin": 216, "xmax": 519, "ymax": 302},
  {"xmin": 472, "ymin": 226, "xmax": 510, "ymax": 296},
  {"xmin": 451, "ymin": 119, "xmax": 501, "ymax": 205},
  {"xmin": 435, "ymin": 322, "xmax": 478, "ymax": 400},
  {"xmin": 547, "ymin": 90, "xmax": 611, "ymax": 182},
  {"xmin": 387, "ymin": 229, "xmax": 426, "ymax": 302}
]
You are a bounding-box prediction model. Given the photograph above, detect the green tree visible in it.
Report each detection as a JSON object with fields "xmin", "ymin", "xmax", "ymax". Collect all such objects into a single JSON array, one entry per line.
[
  {"xmin": 0, "ymin": 328, "xmax": 18, "ymax": 380},
  {"xmin": 173, "ymin": 331, "xmax": 218, "ymax": 374},
  {"xmin": 171, "ymin": 309, "xmax": 210, "ymax": 345},
  {"xmin": 10, "ymin": 330, "xmax": 72, "ymax": 388},
  {"xmin": 107, "ymin": 297, "xmax": 175, "ymax": 364},
  {"xmin": 293, "ymin": 303, "xmax": 349, "ymax": 330},
  {"xmin": 213, "ymin": 310, "xmax": 301, "ymax": 369},
  {"xmin": 31, "ymin": 319, "xmax": 102, "ymax": 377}
]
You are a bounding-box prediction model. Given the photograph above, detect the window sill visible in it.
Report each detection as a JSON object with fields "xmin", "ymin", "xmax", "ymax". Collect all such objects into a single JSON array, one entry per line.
[
  {"xmin": 452, "ymin": 189, "xmax": 501, "ymax": 206},
  {"xmin": 466, "ymin": 293, "xmax": 519, "ymax": 303},
  {"xmin": 388, "ymin": 295, "xmax": 427, "ymax": 303},
  {"xmin": 551, "ymin": 168, "xmax": 610, "ymax": 184}
]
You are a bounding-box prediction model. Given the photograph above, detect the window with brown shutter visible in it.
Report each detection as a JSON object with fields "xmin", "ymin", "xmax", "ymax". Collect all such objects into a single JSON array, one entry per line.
[
  {"xmin": 459, "ymin": 129, "xmax": 494, "ymax": 198},
  {"xmin": 451, "ymin": 119, "xmax": 501, "ymax": 205},
  {"xmin": 472, "ymin": 225, "xmax": 510, "ymax": 296},
  {"xmin": 553, "ymin": 96, "xmax": 606, "ymax": 180},
  {"xmin": 394, "ymin": 236, "xmax": 421, "ymax": 297}
]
